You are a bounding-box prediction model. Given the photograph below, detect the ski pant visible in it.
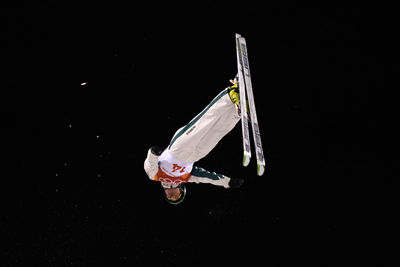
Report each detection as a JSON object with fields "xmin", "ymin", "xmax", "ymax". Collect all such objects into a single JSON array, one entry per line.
[{"xmin": 169, "ymin": 89, "xmax": 240, "ymax": 163}]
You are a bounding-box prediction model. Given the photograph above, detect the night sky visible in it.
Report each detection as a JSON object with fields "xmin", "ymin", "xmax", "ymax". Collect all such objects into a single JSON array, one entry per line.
[{"xmin": 2, "ymin": 3, "xmax": 398, "ymax": 267}]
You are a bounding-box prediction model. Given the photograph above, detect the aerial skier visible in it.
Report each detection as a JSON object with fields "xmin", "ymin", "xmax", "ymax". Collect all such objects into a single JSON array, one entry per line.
[
  {"xmin": 144, "ymin": 34, "xmax": 265, "ymax": 205},
  {"xmin": 144, "ymin": 78, "xmax": 245, "ymax": 204}
]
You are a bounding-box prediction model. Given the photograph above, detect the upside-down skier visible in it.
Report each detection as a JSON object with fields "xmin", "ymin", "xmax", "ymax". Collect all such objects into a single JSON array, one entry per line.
[{"xmin": 144, "ymin": 78, "xmax": 245, "ymax": 204}]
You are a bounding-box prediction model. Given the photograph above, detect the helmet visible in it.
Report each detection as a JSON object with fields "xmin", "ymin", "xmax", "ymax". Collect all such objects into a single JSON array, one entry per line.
[{"xmin": 163, "ymin": 184, "xmax": 186, "ymax": 205}]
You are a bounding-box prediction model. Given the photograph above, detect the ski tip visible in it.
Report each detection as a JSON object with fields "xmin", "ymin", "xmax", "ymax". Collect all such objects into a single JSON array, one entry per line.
[
  {"xmin": 243, "ymin": 152, "xmax": 251, "ymax": 167},
  {"xmin": 257, "ymin": 162, "xmax": 265, "ymax": 176}
]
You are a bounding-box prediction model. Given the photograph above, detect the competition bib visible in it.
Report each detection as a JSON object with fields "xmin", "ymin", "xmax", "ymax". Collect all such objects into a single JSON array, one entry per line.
[{"xmin": 155, "ymin": 148, "xmax": 193, "ymax": 185}]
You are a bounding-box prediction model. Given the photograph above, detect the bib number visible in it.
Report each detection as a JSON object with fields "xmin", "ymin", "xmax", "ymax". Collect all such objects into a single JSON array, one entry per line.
[{"xmin": 172, "ymin": 164, "xmax": 186, "ymax": 173}]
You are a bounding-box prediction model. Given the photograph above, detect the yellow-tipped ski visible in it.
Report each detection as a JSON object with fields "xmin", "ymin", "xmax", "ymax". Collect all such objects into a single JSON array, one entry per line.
[
  {"xmin": 243, "ymin": 151, "xmax": 251, "ymax": 167},
  {"xmin": 257, "ymin": 160, "xmax": 265, "ymax": 176},
  {"xmin": 236, "ymin": 33, "xmax": 266, "ymax": 176}
]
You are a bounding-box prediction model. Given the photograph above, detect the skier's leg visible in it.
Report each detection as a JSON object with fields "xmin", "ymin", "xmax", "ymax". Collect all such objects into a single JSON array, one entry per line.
[
  {"xmin": 189, "ymin": 166, "xmax": 244, "ymax": 189},
  {"xmin": 169, "ymin": 88, "xmax": 240, "ymax": 163},
  {"xmin": 194, "ymin": 99, "xmax": 239, "ymax": 160}
]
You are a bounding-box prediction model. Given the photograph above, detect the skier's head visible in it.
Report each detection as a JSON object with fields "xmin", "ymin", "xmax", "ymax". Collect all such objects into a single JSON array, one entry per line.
[{"xmin": 163, "ymin": 184, "xmax": 186, "ymax": 205}]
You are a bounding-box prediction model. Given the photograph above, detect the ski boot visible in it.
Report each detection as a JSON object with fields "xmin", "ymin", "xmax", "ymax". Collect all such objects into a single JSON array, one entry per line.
[
  {"xmin": 228, "ymin": 177, "xmax": 244, "ymax": 188},
  {"xmin": 228, "ymin": 77, "xmax": 240, "ymax": 108},
  {"xmin": 228, "ymin": 77, "xmax": 251, "ymax": 121}
]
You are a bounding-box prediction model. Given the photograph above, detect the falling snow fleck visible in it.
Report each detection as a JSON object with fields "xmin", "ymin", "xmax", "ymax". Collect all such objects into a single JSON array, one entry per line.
[{"xmin": 81, "ymin": 82, "xmax": 87, "ymax": 86}]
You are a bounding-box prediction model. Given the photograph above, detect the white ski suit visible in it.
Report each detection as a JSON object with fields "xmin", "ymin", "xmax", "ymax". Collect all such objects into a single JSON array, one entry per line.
[{"xmin": 144, "ymin": 88, "xmax": 240, "ymax": 188}]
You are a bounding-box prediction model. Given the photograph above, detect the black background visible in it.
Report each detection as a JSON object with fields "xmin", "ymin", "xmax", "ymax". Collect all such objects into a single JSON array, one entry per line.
[{"xmin": 2, "ymin": 3, "xmax": 398, "ymax": 266}]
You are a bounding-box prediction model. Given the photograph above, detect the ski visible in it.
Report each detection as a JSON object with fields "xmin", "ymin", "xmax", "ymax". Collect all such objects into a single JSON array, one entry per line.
[
  {"xmin": 235, "ymin": 33, "xmax": 265, "ymax": 176},
  {"xmin": 235, "ymin": 34, "xmax": 251, "ymax": 167}
]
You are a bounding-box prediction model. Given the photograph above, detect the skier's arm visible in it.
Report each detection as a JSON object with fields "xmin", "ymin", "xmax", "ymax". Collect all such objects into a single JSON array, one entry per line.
[
  {"xmin": 144, "ymin": 146, "xmax": 163, "ymax": 180},
  {"xmin": 189, "ymin": 166, "xmax": 243, "ymax": 188}
]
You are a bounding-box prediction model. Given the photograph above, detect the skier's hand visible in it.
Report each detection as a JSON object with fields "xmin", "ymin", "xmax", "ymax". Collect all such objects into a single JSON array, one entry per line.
[
  {"xmin": 151, "ymin": 146, "xmax": 163, "ymax": 156},
  {"xmin": 228, "ymin": 177, "xmax": 244, "ymax": 188}
]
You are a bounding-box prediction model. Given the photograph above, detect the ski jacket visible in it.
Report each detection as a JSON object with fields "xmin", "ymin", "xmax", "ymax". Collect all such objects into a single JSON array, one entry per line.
[{"xmin": 144, "ymin": 148, "xmax": 230, "ymax": 188}]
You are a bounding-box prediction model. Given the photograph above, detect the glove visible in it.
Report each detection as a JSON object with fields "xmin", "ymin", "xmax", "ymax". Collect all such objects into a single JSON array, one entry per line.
[
  {"xmin": 228, "ymin": 177, "xmax": 244, "ymax": 188},
  {"xmin": 151, "ymin": 146, "xmax": 163, "ymax": 156}
]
